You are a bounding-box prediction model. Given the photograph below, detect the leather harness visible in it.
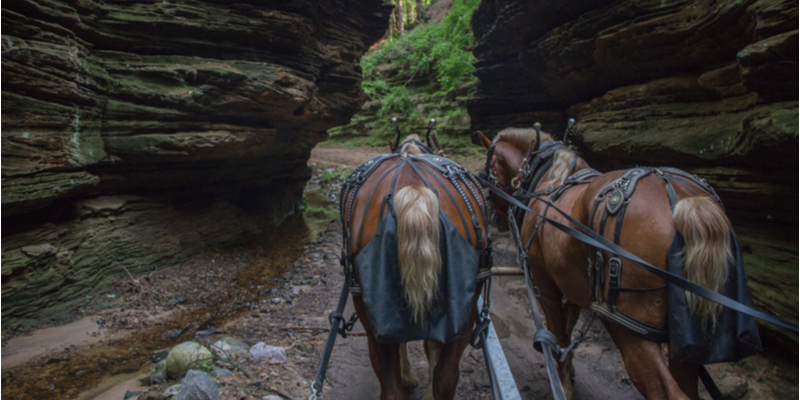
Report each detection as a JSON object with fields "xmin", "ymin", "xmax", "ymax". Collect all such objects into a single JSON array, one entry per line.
[
  {"xmin": 340, "ymin": 153, "xmax": 493, "ymax": 296},
  {"xmin": 485, "ymin": 140, "xmax": 726, "ymax": 344}
]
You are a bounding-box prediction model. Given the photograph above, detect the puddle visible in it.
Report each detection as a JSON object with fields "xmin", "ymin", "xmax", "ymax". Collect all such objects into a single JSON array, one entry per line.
[{"xmin": 1, "ymin": 188, "xmax": 341, "ymax": 400}]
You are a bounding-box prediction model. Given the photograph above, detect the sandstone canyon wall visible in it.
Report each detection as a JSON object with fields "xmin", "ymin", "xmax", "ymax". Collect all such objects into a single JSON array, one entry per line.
[
  {"xmin": 469, "ymin": 0, "xmax": 797, "ymax": 354},
  {"xmin": 2, "ymin": 0, "xmax": 391, "ymax": 330}
]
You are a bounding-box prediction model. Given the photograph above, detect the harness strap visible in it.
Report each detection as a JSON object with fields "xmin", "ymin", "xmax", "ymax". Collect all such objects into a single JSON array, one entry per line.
[
  {"xmin": 605, "ymin": 199, "xmax": 630, "ymax": 310},
  {"xmin": 357, "ymin": 162, "xmax": 403, "ymax": 250},
  {"xmin": 413, "ymin": 162, "xmax": 473, "ymax": 245},
  {"xmin": 699, "ymin": 365, "xmax": 725, "ymax": 400},
  {"xmin": 566, "ymin": 155, "xmax": 579, "ymax": 178},
  {"xmin": 509, "ymin": 211, "xmax": 567, "ymax": 400},
  {"xmin": 311, "ymin": 278, "xmax": 352, "ymax": 398}
]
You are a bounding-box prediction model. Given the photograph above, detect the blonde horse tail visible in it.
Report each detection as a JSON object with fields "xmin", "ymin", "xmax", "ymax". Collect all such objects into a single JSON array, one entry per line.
[
  {"xmin": 394, "ymin": 185, "xmax": 441, "ymax": 323},
  {"xmin": 672, "ymin": 196, "xmax": 732, "ymax": 327}
]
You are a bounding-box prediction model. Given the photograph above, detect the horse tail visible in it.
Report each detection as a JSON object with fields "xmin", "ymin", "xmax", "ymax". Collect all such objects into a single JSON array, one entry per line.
[
  {"xmin": 394, "ymin": 185, "xmax": 441, "ymax": 323},
  {"xmin": 672, "ymin": 196, "xmax": 732, "ymax": 327}
]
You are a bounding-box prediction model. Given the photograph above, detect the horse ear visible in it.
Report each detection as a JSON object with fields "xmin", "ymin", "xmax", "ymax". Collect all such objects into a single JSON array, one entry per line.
[{"xmin": 477, "ymin": 131, "xmax": 492, "ymax": 149}]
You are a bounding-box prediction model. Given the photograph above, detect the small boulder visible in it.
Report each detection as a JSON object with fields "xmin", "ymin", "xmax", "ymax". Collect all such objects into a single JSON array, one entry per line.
[
  {"xmin": 163, "ymin": 384, "xmax": 181, "ymax": 397},
  {"xmin": 296, "ymin": 341, "xmax": 314, "ymax": 354},
  {"xmin": 124, "ymin": 390, "xmax": 143, "ymax": 400},
  {"xmin": 166, "ymin": 342, "xmax": 213, "ymax": 379},
  {"xmin": 249, "ymin": 342, "xmax": 287, "ymax": 363},
  {"xmin": 139, "ymin": 390, "xmax": 167, "ymax": 400},
  {"xmin": 150, "ymin": 359, "xmax": 167, "ymax": 385},
  {"xmin": 175, "ymin": 370, "xmax": 220, "ymax": 400},
  {"xmin": 211, "ymin": 336, "xmax": 250, "ymax": 362}
]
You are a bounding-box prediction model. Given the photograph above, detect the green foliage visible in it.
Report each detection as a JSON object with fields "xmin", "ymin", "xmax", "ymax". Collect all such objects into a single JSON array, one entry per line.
[
  {"xmin": 320, "ymin": 167, "xmax": 351, "ymax": 184},
  {"xmin": 361, "ymin": 0, "xmax": 479, "ymax": 110},
  {"xmin": 444, "ymin": 108, "xmax": 467, "ymax": 119},
  {"xmin": 362, "ymin": 78, "xmax": 390, "ymax": 102},
  {"xmin": 380, "ymin": 86, "xmax": 413, "ymax": 115}
]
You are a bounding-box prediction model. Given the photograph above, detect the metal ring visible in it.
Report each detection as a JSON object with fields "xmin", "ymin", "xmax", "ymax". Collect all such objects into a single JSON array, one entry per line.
[{"xmin": 511, "ymin": 177, "xmax": 521, "ymax": 189}]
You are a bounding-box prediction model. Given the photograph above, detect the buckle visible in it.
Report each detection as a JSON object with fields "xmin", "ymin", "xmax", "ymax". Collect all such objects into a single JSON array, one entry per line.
[{"xmin": 608, "ymin": 257, "xmax": 621, "ymax": 277}]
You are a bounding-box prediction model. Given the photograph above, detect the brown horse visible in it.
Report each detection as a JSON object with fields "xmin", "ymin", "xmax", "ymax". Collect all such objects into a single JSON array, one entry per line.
[
  {"xmin": 343, "ymin": 136, "xmax": 490, "ymax": 400},
  {"xmin": 478, "ymin": 128, "xmax": 732, "ymax": 400}
]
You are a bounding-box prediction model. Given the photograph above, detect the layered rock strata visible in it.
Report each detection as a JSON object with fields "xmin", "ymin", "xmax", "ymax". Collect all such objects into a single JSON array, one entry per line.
[
  {"xmin": 470, "ymin": 0, "xmax": 797, "ymax": 354},
  {"xmin": 1, "ymin": 0, "xmax": 391, "ymax": 329}
]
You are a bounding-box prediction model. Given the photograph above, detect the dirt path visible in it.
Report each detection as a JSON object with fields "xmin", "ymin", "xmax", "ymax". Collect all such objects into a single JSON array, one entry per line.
[
  {"xmin": 310, "ymin": 144, "xmax": 485, "ymax": 173},
  {"xmin": 310, "ymin": 145, "xmax": 385, "ymax": 169},
  {"xmin": 2, "ymin": 146, "xmax": 795, "ymax": 400}
]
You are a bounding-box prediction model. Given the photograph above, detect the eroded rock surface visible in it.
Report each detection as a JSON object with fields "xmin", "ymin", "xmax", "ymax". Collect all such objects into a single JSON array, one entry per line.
[
  {"xmin": 469, "ymin": 0, "xmax": 797, "ymax": 354},
  {"xmin": 2, "ymin": 0, "xmax": 391, "ymax": 330}
]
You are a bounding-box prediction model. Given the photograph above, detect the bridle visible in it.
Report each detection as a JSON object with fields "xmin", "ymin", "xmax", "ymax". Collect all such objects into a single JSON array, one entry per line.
[
  {"xmin": 390, "ymin": 118, "xmax": 444, "ymax": 156},
  {"xmin": 481, "ymin": 143, "xmax": 518, "ymax": 222},
  {"xmin": 482, "ymin": 138, "xmax": 571, "ymax": 227},
  {"xmin": 395, "ymin": 139, "xmax": 434, "ymax": 154},
  {"xmin": 481, "ymin": 121, "xmax": 578, "ymax": 224}
]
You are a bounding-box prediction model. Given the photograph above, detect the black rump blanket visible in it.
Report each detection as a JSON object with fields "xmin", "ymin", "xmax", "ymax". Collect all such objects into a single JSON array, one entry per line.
[
  {"xmin": 354, "ymin": 206, "xmax": 479, "ymax": 344},
  {"xmin": 667, "ymin": 231, "xmax": 762, "ymax": 364}
]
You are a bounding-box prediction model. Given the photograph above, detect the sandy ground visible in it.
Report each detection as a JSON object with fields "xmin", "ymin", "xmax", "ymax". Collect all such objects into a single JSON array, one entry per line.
[
  {"xmin": 2, "ymin": 146, "xmax": 796, "ymax": 400},
  {"xmin": 310, "ymin": 144, "xmax": 485, "ymax": 173}
]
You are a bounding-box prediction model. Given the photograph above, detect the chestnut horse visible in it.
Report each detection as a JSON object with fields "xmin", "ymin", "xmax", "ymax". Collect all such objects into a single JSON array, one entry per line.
[
  {"xmin": 478, "ymin": 128, "xmax": 732, "ymax": 400},
  {"xmin": 344, "ymin": 136, "xmax": 489, "ymax": 400}
]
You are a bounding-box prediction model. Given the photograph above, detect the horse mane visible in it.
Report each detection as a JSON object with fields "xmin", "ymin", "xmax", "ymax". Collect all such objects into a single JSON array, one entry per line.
[
  {"xmin": 493, "ymin": 127, "xmax": 555, "ymax": 149},
  {"xmin": 494, "ymin": 127, "xmax": 577, "ymax": 186},
  {"xmin": 398, "ymin": 134, "xmax": 424, "ymax": 154}
]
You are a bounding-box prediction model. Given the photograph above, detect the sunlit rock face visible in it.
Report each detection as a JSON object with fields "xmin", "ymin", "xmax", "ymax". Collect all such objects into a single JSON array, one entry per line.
[
  {"xmin": 1, "ymin": 0, "xmax": 391, "ymax": 328},
  {"xmin": 470, "ymin": 0, "xmax": 797, "ymax": 354}
]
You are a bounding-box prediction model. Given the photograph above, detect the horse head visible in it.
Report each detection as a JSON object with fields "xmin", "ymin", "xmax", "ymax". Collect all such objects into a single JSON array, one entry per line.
[
  {"xmin": 388, "ymin": 117, "xmax": 436, "ymax": 154},
  {"xmin": 478, "ymin": 122, "xmax": 581, "ymax": 230}
]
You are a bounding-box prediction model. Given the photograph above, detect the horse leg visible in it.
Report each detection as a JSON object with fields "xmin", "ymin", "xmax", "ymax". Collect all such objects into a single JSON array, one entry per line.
[
  {"xmin": 400, "ymin": 342, "xmax": 418, "ymax": 389},
  {"xmin": 422, "ymin": 340, "xmax": 442, "ymax": 400},
  {"xmin": 429, "ymin": 335, "xmax": 471, "ymax": 400},
  {"xmin": 669, "ymin": 357, "xmax": 699, "ymax": 400},
  {"xmin": 427, "ymin": 293, "xmax": 481, "ymax": 399},
  {"xmin": 604, "ymin": 322, "xmax": 689, "ymax": 400},
  {"xmin": 353, "ymin": 296, "xmax": 408, "ymax": 400},
  {"xmin": 562, "ymin": 302, "xmax": 581, "ymax": 384}
]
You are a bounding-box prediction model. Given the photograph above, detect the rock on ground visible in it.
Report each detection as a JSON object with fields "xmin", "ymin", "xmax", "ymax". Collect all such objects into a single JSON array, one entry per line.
[
  {"xmin": 250, "ymin": 343, "xmax": 287, "ymax": 363},
  {"xmin": 211, "ymin": 336, "xmax": 250, "ymax": 362},
  {"xmin": 166, "ymin": 342, "xmax": 213, "ymax": 379},
  {"xmin": 175, "ymin": 370, "xmax": 220, "ymax": 400}
]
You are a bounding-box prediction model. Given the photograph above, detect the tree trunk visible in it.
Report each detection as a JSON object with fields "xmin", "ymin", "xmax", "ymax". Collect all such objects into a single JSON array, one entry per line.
[
  {"xmin": 389, "ymin": 12, "xmax": 394, "ymax": 38},
  {"xmin": 396, "ymin": 0, "xmax": 404, "ymax": 37}
]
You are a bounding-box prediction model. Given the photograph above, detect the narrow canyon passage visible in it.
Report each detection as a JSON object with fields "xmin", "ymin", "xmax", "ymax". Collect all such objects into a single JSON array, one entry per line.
[{"xmin": 2, "ymin": 158, "xmax": 796, "ymax": 400}]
